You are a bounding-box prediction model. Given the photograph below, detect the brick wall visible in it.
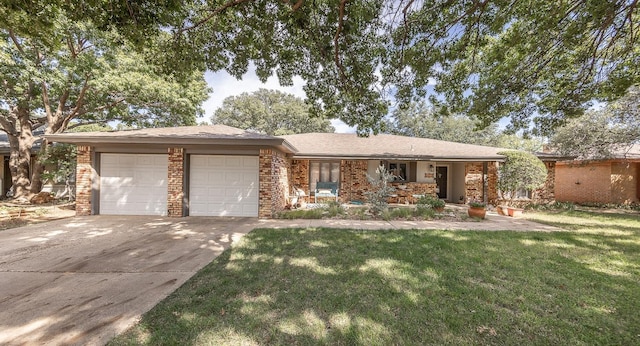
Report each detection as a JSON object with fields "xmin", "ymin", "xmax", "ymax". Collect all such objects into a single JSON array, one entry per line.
[
  {"xmin": 611, "ymin": 162, "xmax": 638, "ymax": 203},
  {"xmin": 167, "ymin": 148, "xmax": 184, "ymax": 217},
  {"xmin": 487, "ymin": 161, "xmax": 499, "ymax": 205},
  {"xmin": 75, "ymin": 145, "xmax": 93, "ymax": 216},
  {"xmin": 465, "ymin": 162, "xmax": 484, "ymax": 203},
  {"xmin": 259, "ymin": 149, "xmax": 289, "ymax": 218},
  {"xmin": 556, "ymin": 161, "xmax": 612, "ymax": 203},
  {"xmin": 535, "ymin": 161, "xmax": 556, "ymax": 203},
  {"xmin": 340, "ymin": 160, "xmax": 369, "ymax": 202},
  {"xmin": 291, "ymin": 159, "xmax": 310, "ymax": 195}
]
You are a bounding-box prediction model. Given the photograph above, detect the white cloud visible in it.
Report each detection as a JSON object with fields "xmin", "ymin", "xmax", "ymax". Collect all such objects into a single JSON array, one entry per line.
[{"xmin": 202, "ymin": 65, "xmax": 354, "ymax": 133}]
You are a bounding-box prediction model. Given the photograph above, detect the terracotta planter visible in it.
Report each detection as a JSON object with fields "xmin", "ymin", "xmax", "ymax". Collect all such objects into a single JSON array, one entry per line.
[
  {"xmin": 435, "ymin": 207, "xmax": 445, "ymax": 213},
  {"xmin": 496, "ymin": 205, "xmax": 507, "ymax": 216},
  {"xmin": 468, "ymin": 206, "xmax": 486, "ymax": 219},
  {"xmin": 507, "ymin": 207, "xmax": 524, "ymax": 217}
]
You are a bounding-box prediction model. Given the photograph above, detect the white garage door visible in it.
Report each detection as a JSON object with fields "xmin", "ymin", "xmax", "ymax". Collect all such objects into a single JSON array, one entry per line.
[
  {"xmin": 100, "ymin": 154, "xmax": 168, "ymax": 215},
  {"xmin": 189, "ymin": 155, "xmax": 259, "ymax": 217}
]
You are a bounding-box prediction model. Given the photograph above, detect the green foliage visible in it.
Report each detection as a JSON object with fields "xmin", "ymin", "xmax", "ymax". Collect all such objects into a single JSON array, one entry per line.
[
  {"xmin": 365, "ymin": 165, "xmax": 396, "ymax": 216},
  {"xmin": 468, "ymin": 201, "xmax": 487, "ymax": 208},
  {"xmin": 551, "ymin": 86, "xmax": 640, "ymax": 159},
  {"xmin": 38, "ymin": 144, "xmax": 76, "ymax": 184},
  {"xmin": 417, "ymin": 195, "xmax": 445, "ymax": 210},
  {"xmin": 1, "ymin": 12, "xmax": 209, "ymax": 197},
  {"xmin": 497, "ymin": 151, "xmax": 548, "ymax": 202},
  {"xmin": 277, "ymin": 208, "xmax": 324, "ymax": 219},
  {"xmin": 324, "ymin": 201, "xmax": 346, "ymax": 218},
  {"xmin": 163, "ymin": 1, "xmax": 637, "ymax": 135},
  {"xmin": 387, "ymin": 101, "xmax": 501, "ymax": 145},
  {"xmin": 212, "ymin": 89, "xmax": 334, "ymax": 135},
  {"xmin": 526, "ymin": 201, "xmax": 576, "ymax": 211}
]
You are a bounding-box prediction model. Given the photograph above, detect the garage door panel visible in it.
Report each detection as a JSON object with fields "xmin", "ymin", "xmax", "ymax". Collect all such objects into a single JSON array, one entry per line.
[
  {"xmin": 100, "ymin": 154, "xmax": 167, "ymax": 216},
  {"xmin": 189, "ymin": 155, "xmax": 258, "ymax": 217}
]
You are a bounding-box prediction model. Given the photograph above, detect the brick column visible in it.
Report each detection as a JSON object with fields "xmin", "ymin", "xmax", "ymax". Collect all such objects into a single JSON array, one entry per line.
[
  {"xmin": 167, "ymin": 148, "xmax": 185, "ymax": 217},
  {"xmin": 465, "ymin": 162, "xmax": 483, "ymax": 203},
  {"xmin": 487, "ymin": 161, "xmax": 499, "ymax": 206},
  {"xmin": 259, "ymin": 149, "xmax": 289, "ymax": 218},
  {"xmin": 75, "ymin": 145, "xmax": 93, "ymax": 216}
]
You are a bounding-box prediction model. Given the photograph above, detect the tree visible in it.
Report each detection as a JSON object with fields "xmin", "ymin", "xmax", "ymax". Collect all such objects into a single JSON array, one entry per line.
[
  {"xmin": 387, "ymin": 101, "xmax": 501, "ymax": 146},
  {"xmin": 166, "ymin": 1, "xmax": 638, "ymax": 135},
  {"xmin": 7, "ymin": 2, "xmax": 636, "ymax": 137},
  {"xmin": 497, "ymin": 151, "xmax": 548, "ymax": 205},
  {"xmin": 1, "ymin": 17, "xmax": 209, "ymax": 199},
  {"xmin": 212, "ymin": 89, "xmax": 334, "ymax": 135},
  {"xmin": 551, "ymin": 86, "xmax": 640, "ymax": 159}
]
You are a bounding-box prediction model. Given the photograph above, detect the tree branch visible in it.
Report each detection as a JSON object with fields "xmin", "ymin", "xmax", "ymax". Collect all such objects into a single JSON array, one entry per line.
[
  {"xmin": 7, "ymin": 29, "xmax": 25, "ymax": 55},
  {"xmin": 334, "ymin": 0, "xmax": 349, "ymax": 85},
  {"xmin": 177, "ymin": 0, "xmax": 254, "ymax": 34}
]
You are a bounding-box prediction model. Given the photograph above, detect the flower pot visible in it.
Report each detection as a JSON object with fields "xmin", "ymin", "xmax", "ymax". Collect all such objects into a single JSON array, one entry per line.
[
  {"xmin": 435, "ymin": 207, "xmax": 445, "ymax": 213},
  {"xmin": 496, "ymin": 205, "xmax": 507, "ymax": 216},
  {"xmin": 507, "ymin": 207, "xmax": 524, "ymax": 217},
  {"xmin": 468, "ymin": 206, "xmax": 486, "ymax": 219}
]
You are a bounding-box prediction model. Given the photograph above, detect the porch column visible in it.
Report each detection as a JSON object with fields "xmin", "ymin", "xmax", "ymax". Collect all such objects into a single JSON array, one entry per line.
[
  {"xmin": 487, "ymin": 161, "xmax": 499, "ymax": 205},
  {"xmin": 259, "ymin": 149, "xmax": 289, "ymax": 218},
  {"xmin": 75, "ymin": 145, "xmax": 94, "ymax": 216},
  {"xmin": 167, "ymin": 147, "xmax": 185, "ymax": 217}
]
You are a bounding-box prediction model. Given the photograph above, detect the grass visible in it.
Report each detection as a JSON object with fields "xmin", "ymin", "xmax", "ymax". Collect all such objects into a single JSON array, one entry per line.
[{"xmin": 111, "ymin": 210, "xmax": 640, "ymax": 345}]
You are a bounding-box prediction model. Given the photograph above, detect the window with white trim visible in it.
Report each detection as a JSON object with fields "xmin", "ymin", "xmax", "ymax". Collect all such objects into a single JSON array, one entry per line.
[{"xmin": 309, "ymin": 161, "xmax": 340, "ymax": 192}]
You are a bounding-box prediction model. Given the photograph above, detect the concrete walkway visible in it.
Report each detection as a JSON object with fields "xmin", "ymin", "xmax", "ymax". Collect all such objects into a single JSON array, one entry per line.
[{"xmin": 0, "ymin": 213, "xmax": 557, "ymax": 345}]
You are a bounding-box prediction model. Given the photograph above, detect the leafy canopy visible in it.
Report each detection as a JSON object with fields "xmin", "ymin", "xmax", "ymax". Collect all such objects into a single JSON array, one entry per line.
[
  {"xmin": 212, "ymin": 89, "xmax": 334, "ymax": 135},
  {"xmin": 171, "ymin": 0, "xmax": 638, "ymax": 134},
  {"xmin": 551, "ymin": 86, "xmax": 640, "ymax": 159},
  {"xmin": 6, "ymin": 1, "xmax": 638, "ymax": 135}
]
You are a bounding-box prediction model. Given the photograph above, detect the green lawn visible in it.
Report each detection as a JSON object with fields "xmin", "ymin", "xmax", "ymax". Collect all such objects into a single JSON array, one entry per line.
[{"xmin": 111, "ymin": 210, "xmax": 640, "ymax": 345}]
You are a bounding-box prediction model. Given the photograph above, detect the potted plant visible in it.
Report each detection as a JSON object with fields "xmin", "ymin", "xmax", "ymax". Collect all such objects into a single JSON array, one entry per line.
[
  {"xmin": 497, "ymin": 151, "xmax": 548, "ymax": 217},
  {"xmin": 467, "ymin": 201, "xmax": 486, "ymax": 219}
]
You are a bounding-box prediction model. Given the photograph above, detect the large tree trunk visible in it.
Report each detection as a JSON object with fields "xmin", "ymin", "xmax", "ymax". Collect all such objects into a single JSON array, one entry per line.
[
  {"xmin": 29, "ymin": 139, "xmax": 49, "ymax": 194},
  {"xmin": 5, "ymin": 107, "xmax": 37, "ymax": 201}
]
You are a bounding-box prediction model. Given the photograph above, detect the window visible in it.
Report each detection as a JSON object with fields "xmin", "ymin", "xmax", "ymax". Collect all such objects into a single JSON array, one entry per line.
[
  {"xmin": 382, "ymin": 161, "xmax": 416, "ymax": 182},
  {"xmin": 309, "ymin": 161, "xmax": 340, "ymax": 192}
]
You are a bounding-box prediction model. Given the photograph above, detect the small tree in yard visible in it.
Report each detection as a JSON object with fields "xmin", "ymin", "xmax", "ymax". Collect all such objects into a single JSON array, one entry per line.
[
  {"xmin": 365, "ymin": 166, "xmax": 396, "ymax": 216},
  {"xmin": 497, "ymin": 151, "xmax": 548, "ymax": 205}
]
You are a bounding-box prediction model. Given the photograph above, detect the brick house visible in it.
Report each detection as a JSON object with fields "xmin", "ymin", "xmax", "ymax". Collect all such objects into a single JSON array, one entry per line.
[
  {"xmin": 555, "ymin": 145, "xmax": 640, "ymax": 204},
  {"xmin": 47, "ymin": 125, "xmax": 559, "ymax": 218}
]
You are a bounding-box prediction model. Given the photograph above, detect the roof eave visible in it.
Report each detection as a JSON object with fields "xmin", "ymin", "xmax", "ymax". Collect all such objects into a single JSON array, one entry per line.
[{"xmin": 46, "ymin": 135, "xmax": 297, "ymax": 154}]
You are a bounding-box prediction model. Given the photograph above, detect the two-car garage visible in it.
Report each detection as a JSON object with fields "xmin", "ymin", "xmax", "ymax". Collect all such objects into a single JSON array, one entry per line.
[{"xmin": 98, "ymin": 153, "xmax": 259, "ymax": 217}]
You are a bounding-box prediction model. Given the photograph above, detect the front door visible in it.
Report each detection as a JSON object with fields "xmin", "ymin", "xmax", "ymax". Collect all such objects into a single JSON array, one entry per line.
[{"xmin": 436, "ymin": 166, "xmax": 448, "ymax": 199}]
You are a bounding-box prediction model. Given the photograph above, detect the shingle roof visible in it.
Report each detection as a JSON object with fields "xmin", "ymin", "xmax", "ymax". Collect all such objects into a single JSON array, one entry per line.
[
  {"xmin": 48, "ymin": 125, "xmax": 275, "ymax": 140},
  {"xmin": 279, "ymin": 133, "xmax": 509, "ymax": 160},
  {"xmin": 46, "ymin": 125, "xmax": 296, "ymax": 152}
]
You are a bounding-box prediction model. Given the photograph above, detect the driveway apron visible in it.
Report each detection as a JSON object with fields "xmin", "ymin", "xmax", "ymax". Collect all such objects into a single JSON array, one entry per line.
[{"xmin": 0, "ymin": 216, "xmax": 256, "ymax": 346}]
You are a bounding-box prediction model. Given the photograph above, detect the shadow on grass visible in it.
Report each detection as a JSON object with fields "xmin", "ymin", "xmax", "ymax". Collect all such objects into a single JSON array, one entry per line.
[{"xmin": 111, "ymin": 218, "xmax": 640, "ymax": 345}]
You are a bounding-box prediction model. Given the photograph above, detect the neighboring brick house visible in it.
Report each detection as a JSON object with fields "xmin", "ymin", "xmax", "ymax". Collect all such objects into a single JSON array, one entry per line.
[
  {"xmin": 555, "ymin": 145, "xmax": 640, "ymax": 204},
  {"xmin": 47, "ymin": 125, "xmax": 560, "ymax": 218}
]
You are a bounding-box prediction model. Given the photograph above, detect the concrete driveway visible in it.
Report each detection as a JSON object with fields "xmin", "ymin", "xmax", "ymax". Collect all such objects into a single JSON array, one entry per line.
[{"xmin": 0, "ymin": 216, "xmax": 257, "ymax": 345}]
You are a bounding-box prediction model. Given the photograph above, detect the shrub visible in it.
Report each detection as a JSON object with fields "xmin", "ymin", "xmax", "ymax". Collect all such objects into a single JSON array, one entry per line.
[
  {"xmin": 469, "ymin": 201, "xmax": 486, "ymax": 208},
  {"xmin": 417, "ymin": 195, "xmax": 445, "ymax": 210},
  {"xmin": 365, "ymin": 165, "xmax": 396, "ymax": 216},
  {"xmin": 324, "ymin": 201, "xmax": 346, "ymax": 217},
  {"xmin": 497, "ymin": 151, "xmax": 548, "ymax": 205},
  {"xmin": 415, "ymin": 206, "xmax": 436, "ymax": 219}
]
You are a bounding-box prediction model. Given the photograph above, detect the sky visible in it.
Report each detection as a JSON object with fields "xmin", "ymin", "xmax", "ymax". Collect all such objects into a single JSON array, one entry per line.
[{"xmin": 202, "ymin": 67, "xmax": 356, "ymax": 133}]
